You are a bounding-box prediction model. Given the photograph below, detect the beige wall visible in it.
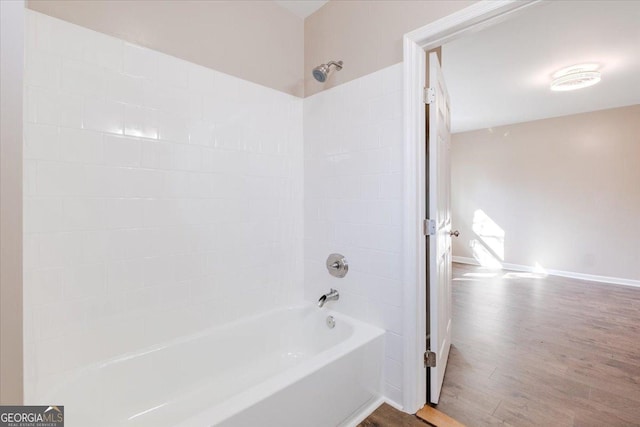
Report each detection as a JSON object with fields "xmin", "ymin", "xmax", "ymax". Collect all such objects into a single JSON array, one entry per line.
[
  {"xmin": 451, "ymin": 105, "xmax": 640, "ymax": 281},
  {"xmin": 0, "ymin": 0, "xmax": 24, "ymax": 405},
  {"xmin": 27, "ymin": 0, "xmax": 304, "ymax": 96},
  {"xmin": 27, "ymin": 0, "xmax": 480, "ymax": 97},
  {"xmin": 304, "ymin": 0, "xmax": 474, "ymax": 96}
]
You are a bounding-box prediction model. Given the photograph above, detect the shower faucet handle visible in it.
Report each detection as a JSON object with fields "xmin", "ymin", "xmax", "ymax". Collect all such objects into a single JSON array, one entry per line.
[{"xmin": 326, "ymin": 253, "xmax": 348, "ymax": 278}]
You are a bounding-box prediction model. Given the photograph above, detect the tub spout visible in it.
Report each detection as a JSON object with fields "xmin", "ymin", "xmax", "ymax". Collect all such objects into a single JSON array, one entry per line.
[{"xmin": 318, "ymin": 289, "xmax": 339, "ymax": 308}]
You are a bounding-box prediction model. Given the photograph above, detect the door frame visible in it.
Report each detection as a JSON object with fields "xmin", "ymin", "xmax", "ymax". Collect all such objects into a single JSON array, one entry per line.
[{"xmin": 401, "ymin": 0, "xmax": 540, "ymax": 413}]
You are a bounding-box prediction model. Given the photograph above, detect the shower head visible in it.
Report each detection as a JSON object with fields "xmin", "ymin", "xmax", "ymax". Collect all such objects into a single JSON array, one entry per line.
[
  {"xmin": 312, "ymin": 60, "xmax": 343, "ymax": 82},
  {"xmin": 312, "ymin": 66, "xmax": 329, "ymax": 83}
]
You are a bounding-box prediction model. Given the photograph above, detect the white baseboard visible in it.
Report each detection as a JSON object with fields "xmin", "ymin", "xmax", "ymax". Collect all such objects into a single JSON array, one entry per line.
[
  {"xmin": 452, "ymin": 256, "xmax": 479, "ymax": 265},
  {"xmin": 341, "ymin": 396, "xmax": 385, "ymax": 427},
  {"xmin": 452, "ymin": 256, "xmax": 640, "ymax": 288},
  {"xmin": 341, "ymin": 394, "xmax": 409, "ymax": 427}
]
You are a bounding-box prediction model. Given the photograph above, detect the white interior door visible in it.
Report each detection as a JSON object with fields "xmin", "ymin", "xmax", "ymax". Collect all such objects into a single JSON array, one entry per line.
[{"xmin": 427, "ymin": 51, "xmax": 452, "ymax": 404}]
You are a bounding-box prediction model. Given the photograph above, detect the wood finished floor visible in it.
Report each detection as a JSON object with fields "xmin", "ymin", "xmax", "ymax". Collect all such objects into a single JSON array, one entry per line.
[
  {"xmin": 359, "ymin": 403, "xmax": 430, "ymax": 427},
  {"xmin": 361, "ymin": 263, "xmax": 640, "ymax": 427},
  {"xmin": 435, "ymin": 263, "xmax": 640, "ymax": 427}
]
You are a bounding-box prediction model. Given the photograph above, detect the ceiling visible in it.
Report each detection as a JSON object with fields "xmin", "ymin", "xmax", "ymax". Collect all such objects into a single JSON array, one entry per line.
[
  {"xmin": 275, "ymin": 0, "xmax": 328, "ymax": 19},
  {"xmin": 442, "ymin": 1, "xmax": 640, "ymax": 133}
]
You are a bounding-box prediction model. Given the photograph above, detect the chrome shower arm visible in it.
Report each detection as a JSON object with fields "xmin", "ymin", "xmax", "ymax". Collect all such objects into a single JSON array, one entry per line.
[{"xmin": 326, "ymin": 60, "xmax": 343, "ymax": 70}]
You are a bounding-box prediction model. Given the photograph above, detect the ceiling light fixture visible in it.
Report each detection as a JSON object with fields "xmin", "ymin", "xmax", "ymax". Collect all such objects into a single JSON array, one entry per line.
[{"xmin": 550, "ymin": 63, "xmax": 601, "ymax": 92}]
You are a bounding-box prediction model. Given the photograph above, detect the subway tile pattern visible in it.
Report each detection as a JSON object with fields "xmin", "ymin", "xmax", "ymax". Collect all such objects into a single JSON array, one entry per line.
[
  {"xmin": 24, "ymin": 11, "xmax": 303, "ymax": 401},
  {"xmin": 303, "ymin": 64, "xmax": 405, "ymax": 405}
]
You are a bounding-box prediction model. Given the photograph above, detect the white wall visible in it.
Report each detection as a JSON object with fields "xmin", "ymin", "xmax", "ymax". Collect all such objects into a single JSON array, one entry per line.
[
  {"xmin": 23, "ymin": 10, "xmax": 303, "ymax": 401},
  {"xmin": 451, "ymin": 105, "xmax": 640, "ymax": 283},
  {"xmin": 303, "ymin": 64, "xmax": 405, "ymax": 405}
]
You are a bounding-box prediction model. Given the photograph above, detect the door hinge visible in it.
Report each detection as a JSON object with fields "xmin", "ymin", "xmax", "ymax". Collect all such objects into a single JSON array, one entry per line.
[
  {"xmin": 423, "ymin": 219, "xmax": 436, "ymax": 236},
  {"xmin": 424, "ymin": 350, "xmax": 437, "ymax": 368},
  {"xmin": 424, "ymin": 87, "xmax": 435, "ymax": 105}
]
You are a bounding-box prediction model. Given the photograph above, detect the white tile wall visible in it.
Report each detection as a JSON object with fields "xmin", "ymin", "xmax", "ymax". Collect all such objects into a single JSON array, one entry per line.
[
  {"xmin": 24, "ymin": 10, "xmax": 303, "ymax": 402},
  {"xmin": 25, "ymin": 9, "xmax": 406, "ymax": 410},
  {"xmin": 303, "ymin": 63, "xmax": 405, "ymax": 406}
]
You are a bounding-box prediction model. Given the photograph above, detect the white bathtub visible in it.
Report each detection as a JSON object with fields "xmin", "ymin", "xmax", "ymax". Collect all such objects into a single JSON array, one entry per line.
[{"xmin": 44, "ymin": 305, "xmax": 385, "ymax": 427}]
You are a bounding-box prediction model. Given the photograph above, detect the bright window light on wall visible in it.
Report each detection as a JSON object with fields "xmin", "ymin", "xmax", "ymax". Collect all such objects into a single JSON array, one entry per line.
[{"xmin": 550, "ymin": 63, "xmax": 601, "ymax": 92}]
